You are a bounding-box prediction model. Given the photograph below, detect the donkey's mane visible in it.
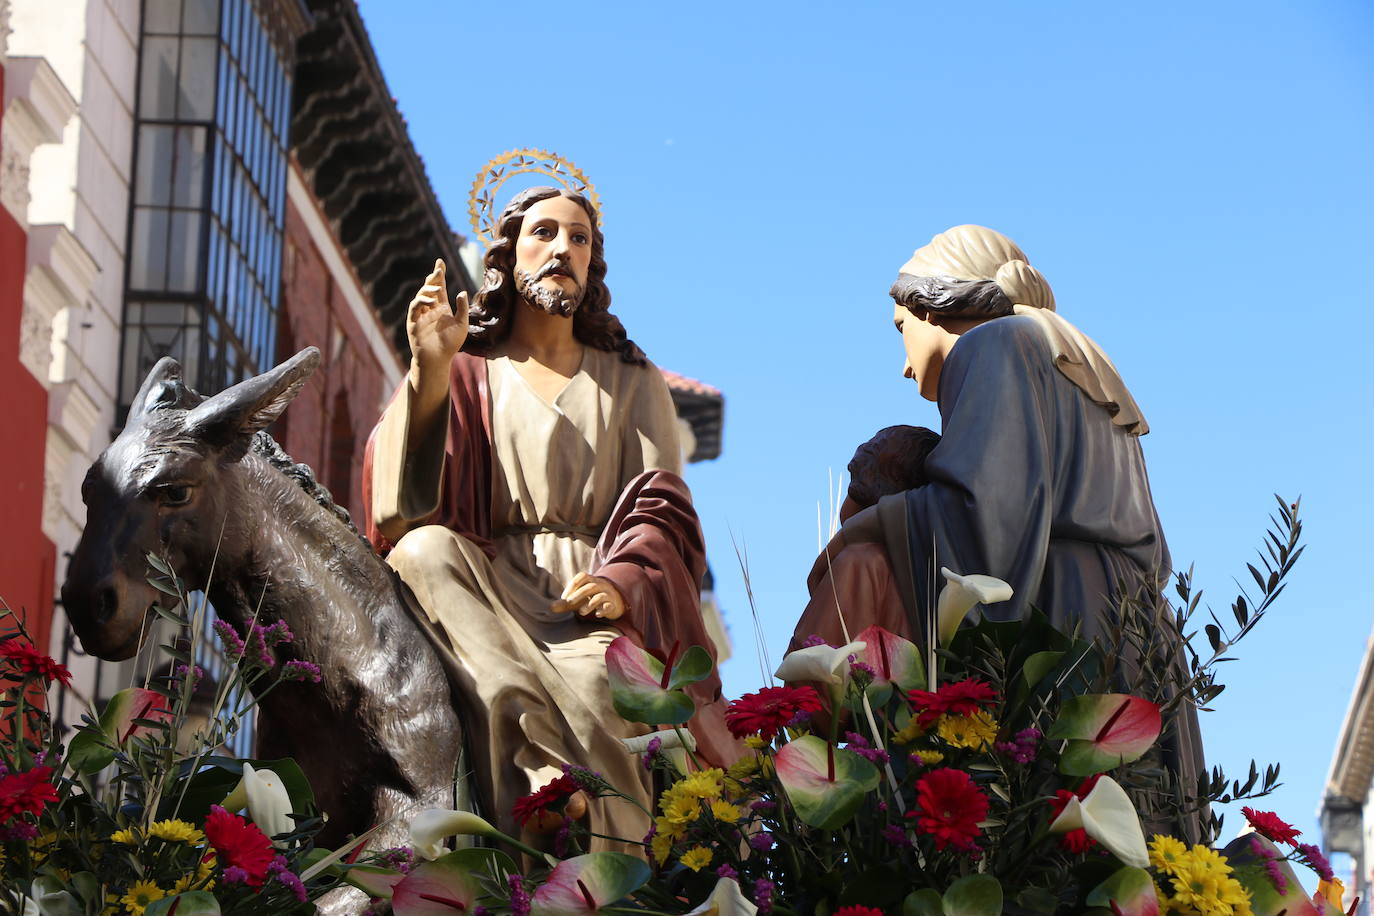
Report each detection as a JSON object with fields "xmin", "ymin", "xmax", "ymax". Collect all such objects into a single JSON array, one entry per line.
[{"xmin": 250, "ymin": 430, "xmax": 373, "ymax": 552}]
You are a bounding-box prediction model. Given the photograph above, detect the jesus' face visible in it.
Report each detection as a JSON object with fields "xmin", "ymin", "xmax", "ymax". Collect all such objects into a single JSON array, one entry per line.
[{"xmin": 513, "ymin": 195, "xmax": 593, "ymax": 317}]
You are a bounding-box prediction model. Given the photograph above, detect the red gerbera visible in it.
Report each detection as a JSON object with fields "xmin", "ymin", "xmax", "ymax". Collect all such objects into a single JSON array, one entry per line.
[
  {"xmin": 0, "ymin": 765, "xmax": 58, "ymax": 823},
  {"xmin": 1242, "ymin": 807, "xmax": 1301, "ymax": 845},
  {"xmin": 834, "ymin": 907, "xmax": 884, "ymax": 916},
  {"xmin": 908, "ymin": 678, "xmax": 997, "ymax": 728},
  {"xmin": 908, "ymin": 767, "xmax": 988, "ymax": 851},
  {"xmin": 204, "ymin": 804, "xmax": 274, "ymax": 887},
  {"xmin": 725, "ymin": 685, "xmax": 824, "ymax": 740},
  {"xmin": 512, "ymin": 774, "xmax": 580, "ymax": 827},
  {"xmin": 1047, "ymin": 775, "xmax": 1104, "ymax": 853},
  {"xmin": 0, "ymin": 640, "xmax": 72, "ymax": 687}
]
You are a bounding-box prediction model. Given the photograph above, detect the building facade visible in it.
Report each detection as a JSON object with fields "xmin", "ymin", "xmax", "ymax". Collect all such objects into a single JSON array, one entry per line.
[{"xmin": 1322, "ymin": 629, "xmax": 1374, "ymax": 915}]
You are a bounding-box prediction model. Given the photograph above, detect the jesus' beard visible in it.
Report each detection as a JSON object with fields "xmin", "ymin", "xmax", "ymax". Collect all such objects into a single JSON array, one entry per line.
[{"xmin": 515, "ymin": 265, "xmax": 585, "ymax": 317}]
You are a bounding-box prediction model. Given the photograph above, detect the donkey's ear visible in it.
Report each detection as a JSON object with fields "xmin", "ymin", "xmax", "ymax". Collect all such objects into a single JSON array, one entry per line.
[
  {"xmin": 128, "ymin": 357, "xmax": 184, "ymax": 423},
  {"xmin": 183, "ymin": 348, "xmax": 321, "ymax": 456}
]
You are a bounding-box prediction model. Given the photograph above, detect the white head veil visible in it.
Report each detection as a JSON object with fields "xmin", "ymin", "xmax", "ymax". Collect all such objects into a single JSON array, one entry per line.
[{"xmin": 899, "ymin": 225, "xmax": 1148, "ymax": 436}]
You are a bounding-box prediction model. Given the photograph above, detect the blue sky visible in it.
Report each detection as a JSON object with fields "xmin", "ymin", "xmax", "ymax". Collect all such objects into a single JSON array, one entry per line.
[{"xmin": 357, "ymin": 0, "xmax": 1373, "ymax": 852}]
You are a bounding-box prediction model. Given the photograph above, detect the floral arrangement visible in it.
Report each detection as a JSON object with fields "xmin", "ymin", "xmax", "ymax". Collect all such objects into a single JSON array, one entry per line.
[
  {"xmin": 0, "ymin": 557, "xmax": 346, "ymax": 915},
  {"xmin": 344, "ymin": 498, "xmax": 1353, "ymax": 916}
]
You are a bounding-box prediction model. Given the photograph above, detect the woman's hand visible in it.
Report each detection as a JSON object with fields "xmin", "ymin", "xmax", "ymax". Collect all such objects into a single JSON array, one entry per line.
[{"xmin": 552, "ymin": 572, "xmax": 626, "ymax": 621}]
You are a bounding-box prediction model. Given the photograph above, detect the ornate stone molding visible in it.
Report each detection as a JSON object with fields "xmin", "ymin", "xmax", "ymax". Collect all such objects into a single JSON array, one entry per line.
[
  {"xmin": 22, "ymin": 223, "xmax": 96, "ymax": 387},
  {"xmin": 1, "ymin": 55, "xmax": 77, "ymax": 225},
  {"xmin": 0, "ymin": 0, "xmax": 11, "ymax": 65}
]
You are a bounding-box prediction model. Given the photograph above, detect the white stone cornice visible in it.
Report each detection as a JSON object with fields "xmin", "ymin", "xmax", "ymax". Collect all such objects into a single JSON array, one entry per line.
[
  {"xmin": 27, "ymin": 222, "xmax": 97, "ymax": 300},
  {"xmin": 20, "ymin": 223, "xmax": 96, "ymax": 387},
  {"xmin": 0, "ymin": 0, "xmax": 11, "ymax": 64},
  {"xmin": 3, "ymin": 55, "xmax": 76, "ymax": 144},
  {"xmin": 47, "ymin": 377, "xmax": 101, "ymax": 455}
]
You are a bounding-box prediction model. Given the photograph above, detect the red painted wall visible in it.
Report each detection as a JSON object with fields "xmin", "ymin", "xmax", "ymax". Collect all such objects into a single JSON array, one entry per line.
[
  {"xmin": 0, "ymin": 62, "xmax": 58, "ymax": 648},
  {"xmin": 275, "ymin": 184, "xmax": 396, "ymax": 519}
]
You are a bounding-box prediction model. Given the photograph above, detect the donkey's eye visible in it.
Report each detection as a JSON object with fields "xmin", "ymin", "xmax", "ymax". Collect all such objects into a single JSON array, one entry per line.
[{"xmin": 157, "ymin": 484, "xmax": 192, "ymax": 507}]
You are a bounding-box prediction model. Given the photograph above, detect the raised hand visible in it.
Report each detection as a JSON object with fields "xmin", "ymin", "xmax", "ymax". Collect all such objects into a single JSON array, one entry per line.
[
  {"xmin": 552, "ymin": 571, "xmax": 626, "ymax": 621},
  {"xmin": 407, "ymin": 258, "xmax": 469, "ymax": 394}
]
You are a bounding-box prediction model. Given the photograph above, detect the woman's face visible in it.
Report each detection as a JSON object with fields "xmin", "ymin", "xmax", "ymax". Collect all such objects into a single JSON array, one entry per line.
[{"xmin": 893, "ymin": 302, "xmax": 946, "ymax": 402}]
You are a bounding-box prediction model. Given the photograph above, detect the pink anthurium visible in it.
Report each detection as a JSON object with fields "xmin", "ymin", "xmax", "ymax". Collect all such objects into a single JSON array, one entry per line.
[
  {"xmin": 1086, "ymin": 867, "xmax": 1160, "ymax": 916},
  {"xmin": 67, "ymin": 686, "xmax": 176, "ymax": 773},
  {"xmin": 530, "ymin": 852, "xmax": 651, "ymax": 916},
  {"xmin": 605, "ymin": 637, "xmax": 712, "ymax": 726},
  {"xmin": 391, "ymin": 854, "xmax": 480, "ymax": 915},
  {"xmin": 854, "ymin": 625, "xmax": 926, "ymax": 701},
  {"xmin": 1046, "ymin": 694, "xmax": 1162, "ymax": 776},
  {"xmin": 774, "ymin": 735, "xmax": 880, "ymax": 830}
]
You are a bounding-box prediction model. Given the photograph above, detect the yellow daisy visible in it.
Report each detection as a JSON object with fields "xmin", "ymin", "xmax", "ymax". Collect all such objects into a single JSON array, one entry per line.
[
  {"xmin": 663, "ymin": 794, "xmax": 701, "ymax": 826},
  {"xmin": 148, "ymin": 818, "xmax": 205, "ymax": 845},
  {"xmin": 679, "ymin": 846, "xmax": 713, "ymax": 872},
  {"xmin": 676, "ymin": 769, "xmax": 725, "ymax": 799},
  {"xmin": 650, "ymin": 830, "xmax": 676, "ymax": 865},
  {"xmin": 1148, "ymin": 835, "xmax": 1189, "ymax": 877},
  {"xmin": 110, "ymin": 828, "xmax": 140, "ymax": 846},
  {"xmin": 710, "ymin": 800, "xmax": 743, "ymax": 822},
  {"xmin": 653, "ymin": 814, "xmax": 685, "ymax": 843},
  {"xmin": 935, "ymin": 710, "xmax": 998, "ymax": 750},
  {"xmin": 744, "ymin": 736, "xmax": 768, "ymax": 750},
  {"xmin": 727, "ymin": 755, "xmax": 761, "ymax": 779},
  {"xmin": 120, "ymin": 880, "xmax": 165, "ymax": 916},
  {"xmin": 891, "ymin": 720, "xmax": 925, "ymax": 746},
  {"xmin": 911, "ymin": 749, "xmax": 945, "ymax": 766}
]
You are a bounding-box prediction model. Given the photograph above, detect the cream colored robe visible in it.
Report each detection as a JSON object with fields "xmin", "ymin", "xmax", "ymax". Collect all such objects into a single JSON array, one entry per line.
[{"xmin": 369, "ymin": 347, "xmax": 684, "ymax": 848}]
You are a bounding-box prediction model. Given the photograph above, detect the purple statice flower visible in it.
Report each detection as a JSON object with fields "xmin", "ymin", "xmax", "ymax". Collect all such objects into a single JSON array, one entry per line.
[
  {"xmin": 753, "ymin": 879, "xmax": 775, "ymax": 916},
  {"xmin": 561, "ymin": 762, "xmax": 610, "ymax": 797},
  {"xmin": 247, "ymin": 626, "xmax": 276, "ymax": 668},
  {"xmin": 554, "ymin": 818, "xmax": 572, "ymax": 858},
  {"xmin": 379, "ymin": 846, "xmax": 417, "ymax": 875},
  {"xmin": 877, "ymin": 801, "xmax": 889, "ymax": 813},
  {"xmin": 475, "ymin": 908, "xmax": 489, "ymax": 916},
  {"xmin": 844, "ymin": 731, "xmax": 871, "ymax": 748},
  {"xmin": 1249, "ymin": 837, "xmax": 1289, "ymax": 895},
  {"xmin": 222, "ymin": 866, "xmax": 250, "ymax": 885},
  {"xmin": 750, "ymin": 799, "xmax": 776, "ymax": 812},
  {"xmin": 642, "ymin": 735, "xmax": 662, "ymax": 771},
  {"xmin": 213, "ymin": 620, "xmax": 246, "ymax": 661},
  {"xmin": 509, "ymin": 874, "xmax": 532, "ymax": 916},
  {"xmin": 269, "ymin": 855, "xmax": 308, "ymax": 903},
  {"xmin": 262, "ymin": 620, "xmax": 295, "ymax": 647},
  {"xmin": 1295, "ymin": 842, "xmax": 1334, "ymax": 881},
  {"xmin": 998, "ymin": 727, "xmax": 1043, "ymax": 764},
  {"xmin": 748, "ymin": 831, "xmax": 774, "ymax": 851},
  {"xmin": 173, "ymin": 663, "xmax": 204, "ymax": 690},
  {"xmin": 0, "ymin": 762, "xmax": 8, "ymax": 777},
  {"xmin": 849, "ymin": 660, "xmax": 877, "ymax": 680},
  {"xmin": 716, "ymin": 863, "xmax": 739, "ymax": 880},
  {"xmin": 881, "ymin": 824, "xmax": 912, "ymax": 847},
  {"xmin": 642, "ymin": 822, "xmax": 657, "ymax": 848},
  {"xmin": 801, "ymin": 634, "xmax": 827, "ymax": 648},
  {"xmin": 786, "ymin": 707, "xmax": 813, "ymax": 729},
  {"xmin": 283, "ymin": 660, "xmax": 322, "ymax": 683},
  {"xmin": 0, "ymin": 822, "xmax": 39, "ymax": 842}
]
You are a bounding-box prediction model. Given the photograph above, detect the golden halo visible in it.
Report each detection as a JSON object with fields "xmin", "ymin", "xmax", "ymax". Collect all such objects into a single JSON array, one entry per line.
[{"xmin": 468, "ymin": 149, "xmax": 602, "ymax": 248}]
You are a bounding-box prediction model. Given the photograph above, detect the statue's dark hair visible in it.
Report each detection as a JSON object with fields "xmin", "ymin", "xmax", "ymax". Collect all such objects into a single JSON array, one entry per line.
[
  {"xmin": 465, "ymin": 186, "xmax": 645, "ymax": 365},
  {"xmin": 847, "ymin": 425, "xmax": 942, "ymax": 508},
  {"xmin": 889, "ymin": 274, "xmax": 1015, "ymax": 321}
]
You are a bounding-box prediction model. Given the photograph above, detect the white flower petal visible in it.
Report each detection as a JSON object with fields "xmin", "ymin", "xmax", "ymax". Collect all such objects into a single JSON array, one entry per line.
[
  {"xmin": 684, "ymin": 877, "xmax": 758, "ymax": 916},
  {"xmin": 774, "ymin": 640, "xmax": 865, "ymax": 685},
  {"xmin": 409, "ymin": 808, "xmax": 498, "ymax": 860},
  {"xmin": 242, "ymin": 762, "xmax": 295, "ymax": 845},
  {"xmin": 1049, "ymin": 776, "xmax": 1148, "ymax": 868},
  {"xmin": 937, "ymin": 567, "xmax": 1013, "ymax": 645}
]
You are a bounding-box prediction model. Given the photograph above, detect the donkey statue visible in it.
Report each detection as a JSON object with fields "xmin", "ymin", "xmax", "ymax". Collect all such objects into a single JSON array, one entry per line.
[{"xmin": 60, "ymin": 347, "xmax": 465, "ymax": 854}]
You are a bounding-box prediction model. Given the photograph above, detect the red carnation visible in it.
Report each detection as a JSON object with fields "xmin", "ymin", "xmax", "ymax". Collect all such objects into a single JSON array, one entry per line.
[
  {"xmin": 512, "ymin": 774, "xmax": 580, "ymax": 827},
  {"xmin": 204, "ymin": 805, "xmax": 274, "ymax": 887},
  {"xmin": 0, "ymin": 766, "xmax": 58, "ymax": 823},
  {"xmin": 908, "ymin": 767, "xmax": 989, "ymax": 851},
  {"xmin": 1242, "ymin": 807, "xmax": 1301, "ymax": 845},
  {"xmin": 0, "ymin": 640, "xmax": 72, "ymax": 687},
  {"xmin": 725, "ymin": 685, "xmax": 824, "ymax": 740},
  {"xmin": 908, "ymin": 678, "xmax": 997, "ymax": 728},
  {"xmin": 834, "ymin": 907, "xmax": 884, "ymax": 916}
]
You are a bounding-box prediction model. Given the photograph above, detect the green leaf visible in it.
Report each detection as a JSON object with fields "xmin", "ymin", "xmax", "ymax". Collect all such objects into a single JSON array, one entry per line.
[
  {"xmin": 1022, "ymin": 650, "xmax": 1063, "ymax": 688},
  {"xmin": 943, "ymin": 875, "xmax": 1002, "ymax": 916},
  {"xmin": 145, "ymin": 892, "xmax": 221, "ymax": 916},
  {"xmin": 903, "ymin": 889, "xmax": 944, "ymax": 916}
]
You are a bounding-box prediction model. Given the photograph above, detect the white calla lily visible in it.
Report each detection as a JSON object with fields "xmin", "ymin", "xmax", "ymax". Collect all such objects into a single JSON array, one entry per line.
[
  {"xmin": 222, "ymin": 763, "xmax": 294, "ymax": 845},
  {"xmin": 684, "ymin": 877, "xmax": 758, "ymax": 916},
  {"xmin": 937, "ymin": 567, "xmax": 1013, "ymax": 645},
  {"xmin": 409, "ymin": 808, "xmax": 499, "ymax": 860},
  {"xmin": 774, "ymin": 640, "xmax": 866, "ymax": 685},
  {"xmin": 620, "ymin": 729, "xmax": 696, "ymax": 754},
  {"xmin": 1048, "ymin": 775, "xmax": 1149, "ymax": 867}
]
